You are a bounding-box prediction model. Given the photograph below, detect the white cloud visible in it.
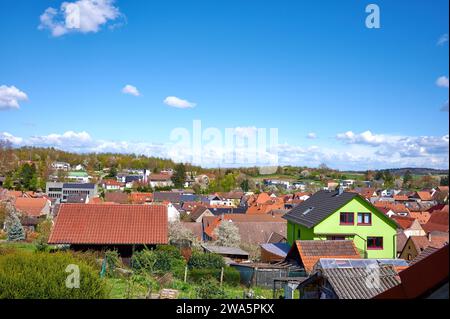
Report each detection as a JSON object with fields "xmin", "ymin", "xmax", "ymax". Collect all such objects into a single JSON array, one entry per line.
[
  {"xmin": 0, "ymin": 85, "xmax": 28, "ymax": 110},
  {"xmin": 0, "ymin": 132, "xmax": 24, "ymax": 144},
  {"xmin": 437, "ymin": 33, "xmax": 449, "ymax": 46},
  {"xmin": 336, "ymin": 130, "xmax": 449, "ymax": 162},
  {"xmin": 306, "ymin": 132, "xmax": 317, "ymax": 139},
  {"xmin": 39, "ymin": 0, "xmax": 122, "ymax": 37},
  {"xmin": 122, "ymin": 84, "xmax": 140, "ymax": 96},
  {"xmin": 163, "ymin": 96, "xmax": 196, "ymax": 108},
  {"xmin": 436, "ymin": 76, "xmax": 449, "ymax": 88},
  {"xmin": 441, "ymin": 100, "xmax": 449, "ymax": 112},
  {"xmin": 1, "ymin": 130, "xmax": 448, "ymax": 170}
]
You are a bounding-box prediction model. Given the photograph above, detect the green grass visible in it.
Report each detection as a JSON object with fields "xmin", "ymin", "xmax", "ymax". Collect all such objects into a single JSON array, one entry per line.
[
  {"xmin": 105, "ymin": 277, "xmax": 276, "ymax": 299},
  {"xmin": 0, "ymin": 242, "xmax": 36, "ymax": 253}
]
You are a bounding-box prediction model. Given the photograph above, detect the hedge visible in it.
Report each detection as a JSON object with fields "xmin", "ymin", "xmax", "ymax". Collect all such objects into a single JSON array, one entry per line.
[
  {"xmin": 0, "ymin": 250, "xmax": 107, "ymax": 299},
  {"xmin": 188, "ymin": 267, "xmax": 240, "ymax": 286},
  {"xmin": 187, "ymin": 251, "xmax": 225, "ymax": 269}
]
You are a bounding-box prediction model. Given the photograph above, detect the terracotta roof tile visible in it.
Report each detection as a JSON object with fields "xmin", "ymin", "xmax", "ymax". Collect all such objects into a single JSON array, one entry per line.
[
  {"xmin": 294, "ymin": 240, "xmax": 361, "ymax": 273},
  {"xmin": 14, "ymin": 197, "xmax": 49, "ymax": 217},
  {"xmin": 48, "ymin": 204, "xmax": 168, "ymax": 245}
]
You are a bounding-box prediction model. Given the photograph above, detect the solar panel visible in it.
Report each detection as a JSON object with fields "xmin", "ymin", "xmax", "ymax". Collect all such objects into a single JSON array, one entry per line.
[{"xmin": 318, "ymin": 258, "xmax": 408, "ymax": 269}]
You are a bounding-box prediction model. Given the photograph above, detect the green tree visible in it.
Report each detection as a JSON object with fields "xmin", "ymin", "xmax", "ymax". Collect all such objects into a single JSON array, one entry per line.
[
  {"xmin": 403, "ymin": 170, "xmax": 413, "ymax": 187},
  {"xmin": 440, "ymin": 175, "xmax": 449, "ymax": 186},
  {"xmin": 171, "ymin": 163, "xmax": 187, "ymax": 188},
  {"xmin": 240, "ymin": 179, "xmax": 250, "ymax": 192},
  {"xmin": 107, "ymin": 166, "xmax": 118, "ymax": 178},
  {"xmin": 2, "ymin": 176, "xmax": 13, "ymax": 189},
  {"xmin": 6, "ymin": 213, "xmax": 25, "ymax": 242}
]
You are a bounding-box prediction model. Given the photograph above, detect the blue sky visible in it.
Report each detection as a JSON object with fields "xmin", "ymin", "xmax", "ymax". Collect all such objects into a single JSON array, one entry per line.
[{"xmin": 0, "ymin": 0, "xmax": 448, "ymax": 170}]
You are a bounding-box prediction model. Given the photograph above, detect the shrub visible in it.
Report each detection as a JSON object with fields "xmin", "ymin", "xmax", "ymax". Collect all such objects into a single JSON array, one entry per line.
[
  {"xmin": 131, "ymin": 245, "xmax": 186, "ymax": 279},
  {"xmin": 189, "ymin": 267, "xmax": 240, "ymax": 286},
  {"xmin": 195, "ymin": 279, "xmax": 226, "ymax": 299},
  {"xmin": 0, "ymin": 251, "xmax": 107, "ymax": 298},
  {"xmin": 188, "ymin": 251, "xmax": 225, "ymax": 269}
]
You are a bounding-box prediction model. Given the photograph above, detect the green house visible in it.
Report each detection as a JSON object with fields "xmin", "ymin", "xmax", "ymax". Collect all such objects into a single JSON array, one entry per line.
[{"xmin": 283, "ymin": 190, "xmax": 398, "ymax": 259}]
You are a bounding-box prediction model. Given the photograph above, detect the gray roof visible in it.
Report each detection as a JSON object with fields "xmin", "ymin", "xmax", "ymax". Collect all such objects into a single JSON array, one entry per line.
[
  {"xmin": 201, "ymin": 244, "xmax": 249, "ymax": 257},
  {"xmin": 283, "ymin": 190, "xmax": 358, "ymax": 228},
  {"xmin": 260, "ymin": 243, "xmax": 291, "ymax": 257},
  {"xmin": 320, "ymin": 265, "xmax": 400, "ymax": 299},
  {"xmin": 66, "ymin": 194, "xmax": 88, "ymax": 203},
  {"xmin": 153, "ymin": 192, "xmax": 181, "ymax": 203}
]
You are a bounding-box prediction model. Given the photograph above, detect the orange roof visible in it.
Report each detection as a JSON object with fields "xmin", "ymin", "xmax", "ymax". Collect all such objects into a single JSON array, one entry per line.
[
  {"xmin": 408, "ymin": 235, "xmax": 449, "ymax": 253},
  {"xmin": 409, "ymin": 211, "xmax": 431, "ymax": 224},
  {"xmin": 49, "ymin": 204, "xmax": 168, "ymax": 245},
  {"xmin": 374, "ymin": 201, "xmax": 410, "ymax": 214},
  {"xmin": 394, "ymin": 194, "xmax": 409, "ymax": 201},
  {"xmin": 292, "ymin": 240, "xmax": 361, "ymax": 273},
  {"xmin": 129, "ymin": 192, "xmax": 153, "ymax": 204},
  {"xmin": 14, "ymin": 197, "xmax": 49, "ymax": 217},
  {"xmin": 103, "ymin": 179, "xmax": 123, "ymax": 186},
  {"xmin": 422, "ymin": 211, "xmax": 449, "ymax": 233},
  {"xmin": 415, "ymin": 191, "xmax": 433, "ymax": 201},
  {"xmin": 391, "ymin": 216, "xmax": 416, "ymax": 230},
  {"xmin": 255, "ymin": 193, "xmax": 271, "ymax": 205},
  {"xmin": 89, "ymin": 197, "xmax": 103, "ymax": 204},
  {"xmin": 8, "ymin": 190, "xmax": 30, "ymax": 199}
]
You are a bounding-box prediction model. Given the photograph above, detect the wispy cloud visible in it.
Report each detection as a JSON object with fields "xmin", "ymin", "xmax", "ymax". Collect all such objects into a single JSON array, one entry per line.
[
  {"xmin": 441, "ymin": 100, "xmax": 449, "ymax": 112},
  {"xmin": 436, "ymin": 76, "xmax": 449, "ymax": 88},
  {"xmin": 0, "ymin": 85, "xmax": 28, "ymax": 110},
  {"xmin": 163, "ymin": 96, "xmax": 196, "ymax": 108},
  {"xmin": 38, "ymin": 0, "xmax": 122, "ymax": 37},
  {"xmin": 306, "ymin": 132, "xmax": 317, "ymax": 139},
  {"xmin": 121, "ymin": 84, "xmax": 140, "ymax": 96},
  {"xmin": 437, "ymin": 33, "xmax": 449, "ymax": 46}
]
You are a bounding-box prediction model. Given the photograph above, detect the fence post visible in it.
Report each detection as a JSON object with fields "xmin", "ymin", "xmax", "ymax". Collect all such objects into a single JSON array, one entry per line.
[
  {"xmin": 184, "ymin": 266, "xmax": 188, "ymax": 283},
  {"xmin": 220, "ymin": 267, "xmax": 224, "ymax": 287}
]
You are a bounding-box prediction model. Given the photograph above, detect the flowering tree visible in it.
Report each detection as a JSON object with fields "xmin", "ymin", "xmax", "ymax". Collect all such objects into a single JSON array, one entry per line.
[{"xmin": 213, "ymin": 221, "xmax": 240, "ymax": 248}]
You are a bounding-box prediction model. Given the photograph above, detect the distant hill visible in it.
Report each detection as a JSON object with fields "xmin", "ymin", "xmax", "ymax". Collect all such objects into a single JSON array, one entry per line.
[{"xmin": 345, "ymin": 168, "xmax": 449, "ymax": 176}]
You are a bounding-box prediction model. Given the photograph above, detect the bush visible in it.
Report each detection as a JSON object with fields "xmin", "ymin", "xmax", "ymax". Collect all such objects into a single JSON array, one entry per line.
[
  {"xmin": 0, "ymin": 251, "xmax": 107, "ymax": 298},
  {"xmin": 187, "ymin": 251, "xmax": 225, "ymax": 270},
  {"xmin": 195, "ymin": 279, "xmax": 226, "ymax": 299},
  {"xmin": 131, "ymin": 245, "xmax": 186, "ymax": 279},
  {"xmin": 189, "ymin": 267, "xmax": 240, "ymax": 286}
]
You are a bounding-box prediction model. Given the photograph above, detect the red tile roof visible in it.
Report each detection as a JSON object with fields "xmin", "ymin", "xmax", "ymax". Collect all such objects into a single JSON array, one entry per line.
[
  {"xmin": 391, "ymin": 216, "xmax": 416, "ymax": 230},
  {"xmin": 415, "ymin": 191, "xmax": 433, "ymax": 201},
  {"xmin": 393, "ymin": 194, "xmax": 409, "ymax": 201},
  {"xmin": 48, "ymin": 204, "xmax": 168, "ymax": 245},
  {"xmin": 375, "ymin": 245, "xmax": 449, "ymax": 299},
  {"xmin": 374, "ymin": 201, "xmax": 410, "ymax": 214},
  {"xmin": 102, "ymin": 179, "xmax": 123, "ymax": 187},
  {"xmin": 129, "ymin": 192, "xmax": 153, "ymax": 204},
  {"xmin": 14, "ymin": 197, "xmax": 49, "ymax": 217}
]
